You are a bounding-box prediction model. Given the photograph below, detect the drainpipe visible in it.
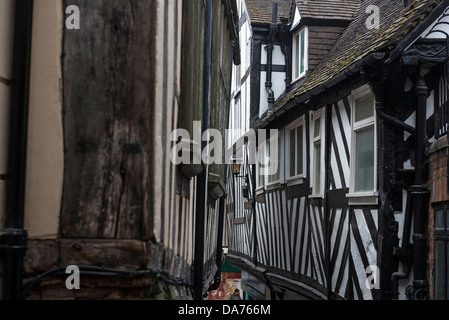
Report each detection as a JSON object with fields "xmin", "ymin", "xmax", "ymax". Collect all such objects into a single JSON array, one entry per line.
[
  {"xmin": 280, "ymin": 18, "xmax": 291, "ymax": 90},
  {"xmin": 409, "ymin": 75, "xmax": 430, "ymax": 300},
  {"xmin": 193, "ymin": 0, "xmax": 213, "ymax": 301},
  {"xmin": 251, "ymin": 162, "xmax": 258, "ymax": 265},
  {"xmin": 0, "ymin": 0, "xmax": 34, "ymax": 300},
  {"xmin": 229, "ymin": 0, "xmax": 241, "ymax": 66},
  {"xmin": 388, "ymin": 75, "xmax": 430, "ymax": 300},
  {"xmin": 265, "ymin": 3, "xmax": 277, "ymax": 113}
]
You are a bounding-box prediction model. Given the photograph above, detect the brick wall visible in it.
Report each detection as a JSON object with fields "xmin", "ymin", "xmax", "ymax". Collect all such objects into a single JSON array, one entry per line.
[
  {"xmin": 427, "ymin": 136, "xmax": 449, "ymax": 299},
  {"xmin": 308, "ymin": 25, "xmax": 346, "ymax": 72},
  {"xmin": 428, "ymin": 138, "xmax": 449, "ymax": 204}
]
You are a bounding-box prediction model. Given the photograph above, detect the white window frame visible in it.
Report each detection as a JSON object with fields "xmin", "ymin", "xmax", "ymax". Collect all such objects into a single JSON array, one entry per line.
[
  {"xmin": 265, "ymin": 130, "xmax": 284, "ymax": 189},
  {"xmin": 347, "ymin": 86, "xmax": 378, "ymax": 205},
  {"xmin": 311, "ymin": 110, "xmax": 325, "ymax": 198},
  {"xmin": 292, "ymin": 27, "xmax": 308, "ymax": 82},
  {"xmin": 235, "ymin": 63, "xmax": 241, "ymax": 93},
  {"xmin": 286, "ymin": 116, "xmax": 306, "ymax": 185},
  {"xmin": 256, "ymin": 143, "xmax": 266, "ymax": 192}
]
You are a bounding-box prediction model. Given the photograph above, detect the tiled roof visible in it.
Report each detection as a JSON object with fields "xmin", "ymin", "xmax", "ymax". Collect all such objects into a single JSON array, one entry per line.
[
  {"xmin": 297, "ymin": 0, "xmax": 361, "ymax": 21},
  {"xmin": 245, "ymin": 0, "xmax": 292, "ymax": 24},
  {"xmin": 265, "ymin": 0, "xmax": 443, "ymax": 121}
]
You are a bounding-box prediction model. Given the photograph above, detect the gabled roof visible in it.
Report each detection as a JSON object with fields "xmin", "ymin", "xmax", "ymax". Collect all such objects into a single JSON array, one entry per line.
[
  {"xmin": 296, "ymin": 0, "xmax": 361, "ymax": 22},
  {"xmin": 245, "ymin": 0, "xmax": 292, "ymax": 24},
  {"xmin": 246, "ymin": 0, "xmax": 361, "ymax": 25},
  {"xmin": 261, "ymin": 0, "xmax": 444, "ymax": 125}
]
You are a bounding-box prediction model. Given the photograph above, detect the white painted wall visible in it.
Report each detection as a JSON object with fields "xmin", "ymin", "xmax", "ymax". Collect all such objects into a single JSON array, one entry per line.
[
  {"xmin": 228, "ymin": 0, "xmax": 253, "ymax": 151},
  {"xmin": 291, "ymin": 3, "xmax": 301, "ymax": 31},
  {"xmin": 259, "ymin": 45, "xmax": 286, "ymax": 117},
  {"xmin": 153, "ymin": 0, "xmax": 184, "ymax": 249},
  {"xmin": 261, "ymin": 44, "xmax": 285, "ymax": 65},
  {"xmin": 25, "ymin": 0, "xmax": 64, "ymax": 239},
  {"xmin": 259, "ymin": 71, "xmax": 286, "ymax": 117}
]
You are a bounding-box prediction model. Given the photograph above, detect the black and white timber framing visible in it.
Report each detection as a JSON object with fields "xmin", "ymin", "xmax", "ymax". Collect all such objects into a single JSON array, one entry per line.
[{"xmin": 226, "ymin": 0, "xmax": 449, "ymax": 300}]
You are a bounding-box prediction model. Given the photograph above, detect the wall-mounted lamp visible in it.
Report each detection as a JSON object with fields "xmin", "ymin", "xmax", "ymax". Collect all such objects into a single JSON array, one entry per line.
[
  {"xmin": 232, "ymin": 159, "xmax": 247, "ymax": 181},
  {"xmin": 232, "ymin": 158, "xmax": 250, "ymax": 199},
  {"xmin": 231, "ymin": 136, "xmax": 249, "ymax": 176},
  {"xmin": 232, "ymin": 159, "xmax": 242, "ymax": 176}
]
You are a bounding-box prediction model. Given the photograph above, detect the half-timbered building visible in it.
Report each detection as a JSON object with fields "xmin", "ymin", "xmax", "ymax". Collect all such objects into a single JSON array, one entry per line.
[
  {"xmin": 0, "ymin": 0, "xmax": 239, "ymax": 300},
  {"xmin": 226, "ymin": 0, "xmax": 449, "ymax": 300}
]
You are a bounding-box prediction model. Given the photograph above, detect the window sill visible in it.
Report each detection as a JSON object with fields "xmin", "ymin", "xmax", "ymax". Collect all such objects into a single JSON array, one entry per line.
[
  {"xmin": 346, "ymin": 192, "xmax": 379, "ymax": 205},
  {"xmin": 256, "ymin": 187, "xmax": 265, "ymax": 195},
  {"xmin": 309, "ymin": 194, "xmax": 324, "ymax": 199},
  {"xmin": 266, "ymin": 182, "xmax": 281, "ymax": 190},
  {"xmin": 291, "ymin": 74, "xmax": 306, "ymax": 86},
  {"xmin": 286, "ymin": 176, "xmax": 305, "ymax": 186}
]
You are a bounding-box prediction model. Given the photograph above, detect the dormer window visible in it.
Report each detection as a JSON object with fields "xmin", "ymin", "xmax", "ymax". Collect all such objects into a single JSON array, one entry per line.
[{"xmin": 292, "ymin": 27, "xmax": 308, "ymax": 81}]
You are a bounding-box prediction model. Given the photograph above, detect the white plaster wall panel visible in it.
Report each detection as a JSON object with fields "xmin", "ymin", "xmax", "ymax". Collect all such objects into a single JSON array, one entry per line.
[
  {"xmin": 153, "ymin": 0, "xmax": 165, "ymax": 243},
  {"xmin": 272, "ymin": 72, "xmax": 285, "ymax": 101},
  {"xmin": 260, "ymin": 71, "xmax": 286, "ymax": 117},
  {"xmin": 261, "ymin": 45, "xmax": 285, "ymax": 66},
  {"xmin": 260, "ymin": 72, "xmax": 268, "ymax": 116}
]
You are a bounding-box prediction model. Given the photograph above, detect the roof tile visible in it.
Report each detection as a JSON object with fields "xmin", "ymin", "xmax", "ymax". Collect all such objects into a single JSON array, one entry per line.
[
  {"xmin": 270, "ymin": 0, "xmax": 442, "ymax": 118},
  {"xmin": 297, "ymin": 0, "xmax": 361, "ymax": 21},
  {"xmin": 245, "ymin": 0, "xmax": 292, "ymax": 24}
]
